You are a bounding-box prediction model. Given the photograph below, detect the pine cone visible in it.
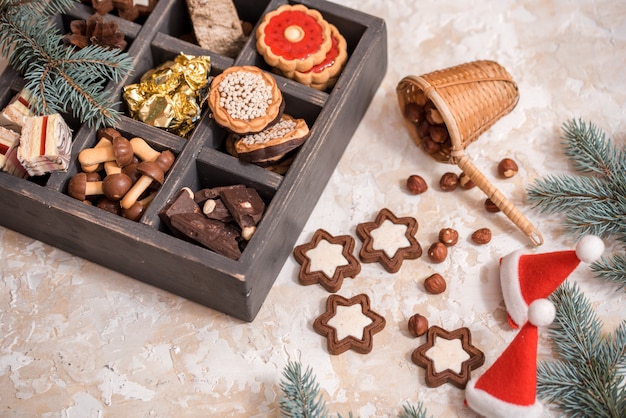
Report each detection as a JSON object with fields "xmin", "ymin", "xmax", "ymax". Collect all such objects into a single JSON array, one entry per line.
[{"xmin": 63, "ymin": 14, "xmax": 127, "ymax": 51}]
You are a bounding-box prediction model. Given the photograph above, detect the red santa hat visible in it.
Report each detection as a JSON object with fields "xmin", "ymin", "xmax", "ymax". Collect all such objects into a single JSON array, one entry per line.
[
  {"xmin": 500, "ymin": 235, "xmax": 604, "ymax": 328},
  {"xmin": 465, "ymin": 299, "xmax": 556, "ymax": 418}
]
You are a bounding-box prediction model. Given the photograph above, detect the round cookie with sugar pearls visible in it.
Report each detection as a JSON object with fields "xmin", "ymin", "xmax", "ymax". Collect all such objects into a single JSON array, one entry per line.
[{"xmin": 208, "ymin": 66, "xmax": 284, "ymax": 135}]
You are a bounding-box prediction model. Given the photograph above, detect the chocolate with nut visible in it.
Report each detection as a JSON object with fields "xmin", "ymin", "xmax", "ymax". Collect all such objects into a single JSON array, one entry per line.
[
  {"xmin": 170, "ymin": 213, "xmax": 242, "ymax": 260},
  {"xmin": 219, "ymin": 186, "xmax": 266, "ymax": 240}
]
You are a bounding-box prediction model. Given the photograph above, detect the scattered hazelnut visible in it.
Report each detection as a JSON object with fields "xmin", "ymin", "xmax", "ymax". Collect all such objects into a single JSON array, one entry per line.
[
  {"xmin": 424, "ymin": 273, "xmax": 446, "ymax": 294},
  {"xmin": 438, "ymin": 228, "xmax": 459, "ymax": 246},
  {"xmin": 471, "ymin": 228, "xmax": 492, "ymax": 244},
  {"xmin": 428, "ymin": 242, "xmax": 448, "ymax": 263},
  {"xmin": 406, "ymin": 174, "xmax": 428, "ymax": 195},
  {"xmin": 439, "ymin": 172, "xmax": 459, "ymax": 191},
  {"xmin": 408, "ymin": 313, "xmax": 429, "ymax": 337},
  {"xmin": 484, "ymin": 198, "xmax": 501, "ymax": 213},
  {"xmin": 459, "ymin": 172, "xmax": 475, "ymax": 190},
  {"xmin": 498, "ymin": 158, "xmax": 519, "ymax": 178}
]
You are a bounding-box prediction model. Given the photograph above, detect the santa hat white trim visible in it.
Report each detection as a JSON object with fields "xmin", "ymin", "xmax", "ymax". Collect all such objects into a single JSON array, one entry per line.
[
  {"xmin": 500, "ymin": 249, "xmax": 527, "ymax": 328},
  {"xmin": 465, "ymin": 377, "xmax": 543, "ymax": 418}
]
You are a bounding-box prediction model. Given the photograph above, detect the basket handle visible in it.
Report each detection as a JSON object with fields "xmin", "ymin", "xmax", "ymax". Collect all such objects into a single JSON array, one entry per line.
[{"xmin": 455, "ymin": 154, "xmax": 544, "ymax": 246}]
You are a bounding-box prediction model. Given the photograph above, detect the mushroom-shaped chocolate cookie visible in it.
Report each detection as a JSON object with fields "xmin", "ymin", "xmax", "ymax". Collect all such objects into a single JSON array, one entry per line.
[
  {"xmin": 122, "ymin": 161, "xmax": 141, "ymax": 183},
  {"xmin": 81, "ymin": 137, "xmax": 111, "ymax": 173},
  {"xmin": 120, "ymin": 160, "xmax": 164, "ymax": 209},
  {"xmin": 68, "ymin": 172, "xmax": 104, "ymax": 201},
  {"xmin": 130, "ymin": 137, "xmax": 160, "ymax": 162},
  {"xmin": 78, "ymin": 135, "xmax": 134, "ymax": 168},
  {"xmin": 96, "ymin": 197, "xmax": 121, "ymax": 215},
  {"xmin": 121, "ymin": 192, "xmax": 156, "ymax": 221},
  {"xmin": 155, "ymin": 150, "xmax": 175, "ymax": 172},
  {"xmin": 102, "ymin": 172, "xmax": 133, "ymax": 201}
]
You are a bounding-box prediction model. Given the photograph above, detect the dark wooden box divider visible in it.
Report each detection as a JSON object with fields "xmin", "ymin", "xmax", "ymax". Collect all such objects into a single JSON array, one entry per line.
[{"xmin": 0, "ymin": 0, "xmax": 387, "ymax": 321}]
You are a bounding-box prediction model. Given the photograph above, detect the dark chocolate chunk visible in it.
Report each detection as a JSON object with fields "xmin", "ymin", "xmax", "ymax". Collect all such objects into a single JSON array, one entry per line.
[
  {"xmin": 170, "ymin": 213, "xmax": 241, "ymax": 260},
  {"xmin": 193, "ymin": 184, "xmax": 246, "ymax": 205},
  {"xmin": 219, "ymin": 186, "xmax": 265, "ymax": 234},
  {"xmin": 202, "ymin": 198, "xmax": 233, "ymax": 223},
  {"xmin": 159, "ymin": 188, "xmax": 200, "ymax": 230}
]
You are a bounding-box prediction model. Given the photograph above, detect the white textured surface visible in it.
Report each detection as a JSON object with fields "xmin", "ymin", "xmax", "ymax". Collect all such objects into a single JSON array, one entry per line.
[{"xmin": 1, "ymin": 0, "xmax": 626, "ymax": 416}]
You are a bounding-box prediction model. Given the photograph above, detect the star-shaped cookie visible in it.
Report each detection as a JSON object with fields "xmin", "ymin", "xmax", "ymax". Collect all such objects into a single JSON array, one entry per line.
[
  {"xmin": 293, "ymin": 228, "xmax": 361, "ymax": 292},
  {"xmin": 313, "ymin": 293, "xmax": 386, "ymax": 355},
  {"xmin": 356, "ymin": 208, "xmax": 422, "ymax": 273},
  {"xmin": 411, "ymin": 325, "xmax": 484, "ymax": 389}
]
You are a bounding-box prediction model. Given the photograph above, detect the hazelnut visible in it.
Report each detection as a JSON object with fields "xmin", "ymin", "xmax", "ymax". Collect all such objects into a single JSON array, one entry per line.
[
  {"xmin": 484, "ymin": 198, "xmax": 501, "ymax": 213},
  {"xmin": 408, "ymin": 313, "xmax": 429, "ymax": 337},
  {"xmin": 459, "ymin": 172, "xmax": 475, "ymax": 190},
  {"xmin": 404, "ymin": 102, "xmax": 424, "ymax": 123},
  {"xmin": 417, "ymin": 119, "xmax": 431, "ymax": 138},
  {"xmin": 429, "ymin": 125, "xmax": 449, "ymax": 144},
  {"xmin": 498, "ymin": 158, "xmax": 519, "ymax": 178},
  {"xmin": 439, "ymin": 172, "xmax": 459, "ymax": 191},
  {"xmin": 424, "ymin": 273, "xmax": 446, "ymax": 294},
  {"xmin": 438, "ymin": 228, "xmax": 459, "ymax": 246},
  {"xmin": 425, "ymin": 106, "xmax": 444, "ymax": 125},
  {"xmin": 427, "ymin": 242, "xmax": 448, "ymax": 263},
  {"xmin": 422, "ymin": 137, "xmax": 441, "ymax": 154},
  {"xmin": 407, "ymin": 175, "xmax": 428, "ymax": 195},
  {"xmin": 471, "ymin": 228, "xmax": 492, "ymax": 244}
]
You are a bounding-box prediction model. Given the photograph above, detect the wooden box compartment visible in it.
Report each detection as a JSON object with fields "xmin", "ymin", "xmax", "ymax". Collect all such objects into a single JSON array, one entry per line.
[{"xmin": 0, "ymin": 0, "xmax": 387, "ymax": 321}]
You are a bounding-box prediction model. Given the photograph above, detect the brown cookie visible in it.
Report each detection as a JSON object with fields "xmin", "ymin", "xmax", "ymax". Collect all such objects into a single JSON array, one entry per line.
[
  {"xmin": 230, "ymin": 114, "xmax": 310, "ymax": 163},
  {"xmin": 411, "ymin": 325, "xmax": 485, "ymax": 389},
  {"xmin": 293, "ymin": 228, "xmax": 361, "ymax": 293},
  {"xmin": 356, "ymin": 208, "xmax": 422, "ymax": 273},
  {"xmin": 208, "ymin": 66, "xmax": 284, "ymax": 135},
  {"xmin": 313, "ymin": 293, "xmax": 385, "ymax": 355}
]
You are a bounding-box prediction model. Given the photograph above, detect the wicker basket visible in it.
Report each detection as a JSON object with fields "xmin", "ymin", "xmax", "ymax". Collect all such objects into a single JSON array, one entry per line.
[{"xmin": 396, "ymin": 60, "xmax": 543, "ymax": 246}]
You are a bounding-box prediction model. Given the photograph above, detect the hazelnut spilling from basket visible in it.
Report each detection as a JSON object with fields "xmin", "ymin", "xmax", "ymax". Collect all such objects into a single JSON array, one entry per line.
[{"xmin": 396, "ymin": 60, "xmax": 543, "ymax": 246}]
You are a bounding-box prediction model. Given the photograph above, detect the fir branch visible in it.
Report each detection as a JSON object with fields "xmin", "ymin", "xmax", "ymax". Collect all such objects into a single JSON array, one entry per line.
[
  {"xmin": 537, "ymin": 282, "xmax": 626, "ymax": 417},
  {"xmin": 0, "ymin": 0, "xmax": 133, "ymax": 128},
  {"xmin": 561, "ymin": 118, "xmax": 626, "ymax": 178},
  {"xmin": 591, "ymin": 254, "xmax": 626, "ymax": 290},
  {"xmin": 279, "ymin": 361, "xmax": 328, "ymax": 418},
  {"xmin": 398, "ymin": 402, "xmax": 432, "ymax": 418},
  {"xmin": 527, "ymin": 119, "xmax": 626, "ymax": 289},
  {"xmin": 526, "ymin": 174, "xmax": 616, "ymax": 214},
  {"xmin": 278, "ymin": 361, "xmax": 431, "ymax": 418}
]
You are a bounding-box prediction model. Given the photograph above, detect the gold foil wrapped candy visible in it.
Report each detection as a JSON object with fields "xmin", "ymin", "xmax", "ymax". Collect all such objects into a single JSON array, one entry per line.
[{"xmin": 123, "ymin": 53, "xmax": 211, "ymax": 138}]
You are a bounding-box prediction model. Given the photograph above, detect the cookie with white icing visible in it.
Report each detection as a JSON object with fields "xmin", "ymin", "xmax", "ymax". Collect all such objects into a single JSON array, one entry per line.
[{"xmin": 293, "ymin": 228, "xmax": 361, "ymax": 293}]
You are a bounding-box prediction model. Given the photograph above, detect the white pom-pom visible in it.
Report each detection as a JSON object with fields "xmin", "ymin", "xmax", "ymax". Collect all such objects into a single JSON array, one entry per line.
[
  {"xmin": 576, "ymin": 235, "xmax": 605, "ymax": 263},
  {"xmin": 528, "ymin": 299, "xmax": 556, "ymax": 327}
]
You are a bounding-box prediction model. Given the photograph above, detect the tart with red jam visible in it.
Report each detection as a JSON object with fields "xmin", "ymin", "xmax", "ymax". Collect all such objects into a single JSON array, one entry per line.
[
  {"xmin": 281, "ymin": 24, "xmax": 348, "ymax": 90},
  {"xmin": 256, "ymin": 4, "xmax": 333, "ymax": 73}
]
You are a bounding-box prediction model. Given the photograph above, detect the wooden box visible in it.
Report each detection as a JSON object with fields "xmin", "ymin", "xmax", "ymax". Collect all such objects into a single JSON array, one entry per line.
[{"xmin": 0, "ymin": 0, "xmax": 387, "ymax": 321}]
